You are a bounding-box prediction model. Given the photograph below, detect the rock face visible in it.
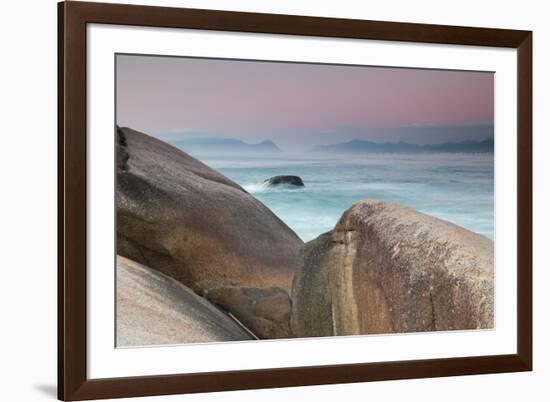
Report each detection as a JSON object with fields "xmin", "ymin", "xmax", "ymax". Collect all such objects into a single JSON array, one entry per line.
[
  {"xmin": 116, "ymin": 127, "xmax": 303, "ymax": 293},
  {"xmin": 265, "ymin": 175, "xmax": 304, "ymax": 187},
  {"xmin": 291, "ymin": 200, "xmax": 494, "ymax": 337},
  {"xmin": 116, "ymin": 256, "xmax": 252, "ymax": 346},
  {"xmin": 197, "ymin": 281, "xmax": 292, "ymax": 339}
]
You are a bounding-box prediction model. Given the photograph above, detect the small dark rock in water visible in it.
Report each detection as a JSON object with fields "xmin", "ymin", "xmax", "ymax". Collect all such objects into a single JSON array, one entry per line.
[{"xmin": 265, "ymin": 175, "xmax": 304, "ymax": 187}]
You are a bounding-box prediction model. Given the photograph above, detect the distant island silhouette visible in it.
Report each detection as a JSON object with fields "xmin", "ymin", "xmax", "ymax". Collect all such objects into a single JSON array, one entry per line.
[
  {"xmin": 311, "ymin": 138, "xmax": 494, "ymax": 154},
  {"xmin": 171, "ymin": 137, "xmax": 282, "ymax": 155}
]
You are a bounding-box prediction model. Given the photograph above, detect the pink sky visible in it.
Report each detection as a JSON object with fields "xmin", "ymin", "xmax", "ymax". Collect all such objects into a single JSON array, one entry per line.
[{"xmin": 116, "ymin": 54, "xmax": 493, "ymax": 149}]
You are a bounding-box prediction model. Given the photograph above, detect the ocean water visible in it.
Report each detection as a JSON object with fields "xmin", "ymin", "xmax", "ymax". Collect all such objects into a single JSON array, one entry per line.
[{"xmin": 198, "ymin": 153, "xmax": 494, "ymax": 242}]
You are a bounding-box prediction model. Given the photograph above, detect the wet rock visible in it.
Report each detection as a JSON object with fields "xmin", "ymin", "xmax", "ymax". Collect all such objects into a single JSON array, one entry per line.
[{"xmin": 264, "ymin": 175, "xmax": 304, "ymax": 187}]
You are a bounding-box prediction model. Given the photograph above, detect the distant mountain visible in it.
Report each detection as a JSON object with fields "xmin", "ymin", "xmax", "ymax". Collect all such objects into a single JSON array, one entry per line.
[
  {"xmin": 311, "ymin": 138, "xmax": 494, "ymax": 154},
  {"xmin": 171, "ymin": 137, "xmax": 282, "ymax": 154}
]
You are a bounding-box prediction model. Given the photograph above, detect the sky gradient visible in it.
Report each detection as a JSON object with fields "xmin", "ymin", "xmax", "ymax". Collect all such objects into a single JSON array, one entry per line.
[{"xmin": 116, "ymin": 54, "xmax": 494, "ymax": 150}]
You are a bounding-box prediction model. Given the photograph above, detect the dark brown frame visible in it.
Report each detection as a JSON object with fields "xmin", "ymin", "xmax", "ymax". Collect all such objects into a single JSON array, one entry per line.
[{"xmin": 58, "ymin": 1, "xmax": 532, "ymax": 400}]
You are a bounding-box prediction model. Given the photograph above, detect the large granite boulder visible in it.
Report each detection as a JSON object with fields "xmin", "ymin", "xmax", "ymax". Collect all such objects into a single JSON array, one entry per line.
[
  {"xmin": 116, "ymin": 256, "xmax": 252, "ymax": 346},
  {"xmin": 197, "ymin": 281, "xmax": 292, "ymax": 339},
  {"xmin": 291, "ymin": 200, "xmax": 494, "ymax": 337},
  {"xmin": 116, "ymin": 127, "xmax": 303, "ymax": 293}
]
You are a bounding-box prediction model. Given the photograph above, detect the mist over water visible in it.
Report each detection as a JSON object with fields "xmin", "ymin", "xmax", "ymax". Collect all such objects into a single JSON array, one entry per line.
[{"xmin": 190, "ymin": 153, "xmax": 494, "ymax": 242}]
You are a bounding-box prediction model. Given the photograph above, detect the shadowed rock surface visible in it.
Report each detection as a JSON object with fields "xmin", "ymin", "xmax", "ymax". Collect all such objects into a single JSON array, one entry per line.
[
  {"xmin": 291, "ymin": 200, "xmax": 494, "ymax": 337},
  {"xmin": 116, "ymin": 127, "xmax": 303, "ymax": 293},
  {"xmin": 197, "ymin": 281, "xmax": 292, "ymax": 339},
  {"xmin": 264, "ymin": 175, "xmax": 304, "ymax": 187},
  {"xmin": 116, "ymin": 256, "xmax": 252, "ymax": 346}
]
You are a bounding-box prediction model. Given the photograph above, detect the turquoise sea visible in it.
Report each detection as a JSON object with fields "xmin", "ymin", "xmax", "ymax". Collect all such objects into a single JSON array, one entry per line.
[{"xmin": 195, "ymin": 153, "xmax": 494, "ymax": 242}]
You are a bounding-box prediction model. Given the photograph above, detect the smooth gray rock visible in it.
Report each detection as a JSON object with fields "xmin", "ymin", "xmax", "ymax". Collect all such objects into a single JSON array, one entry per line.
[
  {"xmin": 116, "ymin": 256, "xmax": 252, "ymax": 346},
  {"xmin": 291, "ymin": 200, "xmax": 494, "ymax": 337},
  {"xmin": 116, "ymin": 127, "xmax": 302, "ymax": 293}
]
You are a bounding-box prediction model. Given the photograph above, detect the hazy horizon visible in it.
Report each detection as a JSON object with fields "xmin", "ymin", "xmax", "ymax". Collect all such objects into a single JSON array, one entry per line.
[{"xmin": 116, "ymin": 54, "xmax": 494, "ymax": 151}]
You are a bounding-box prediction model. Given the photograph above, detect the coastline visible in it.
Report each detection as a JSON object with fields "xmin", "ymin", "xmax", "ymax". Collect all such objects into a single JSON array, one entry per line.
[{"xmin": 116, "ymin": 127, "xmax": 495, "ymax": 346}]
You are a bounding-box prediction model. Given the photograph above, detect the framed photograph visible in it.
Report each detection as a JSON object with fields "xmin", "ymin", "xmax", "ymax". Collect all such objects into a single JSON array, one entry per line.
[{"xmin": 58, "ymin": 1, "xmax": 532, "ymax": 400}]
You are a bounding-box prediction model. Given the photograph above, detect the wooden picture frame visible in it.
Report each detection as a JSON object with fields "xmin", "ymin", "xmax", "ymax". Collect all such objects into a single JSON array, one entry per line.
[{"xmin": 58, "ymin": 1, "xmax": 532, "ymax": 400}]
